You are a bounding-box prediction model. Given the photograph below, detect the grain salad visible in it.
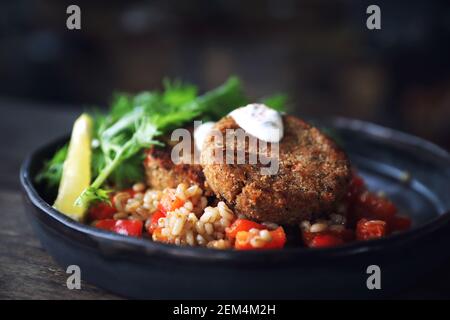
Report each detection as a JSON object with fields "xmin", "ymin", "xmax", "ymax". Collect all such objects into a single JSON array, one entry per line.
[{"xmin": 89, "ymin": 182, "xmax": 288, "ymax": 250}]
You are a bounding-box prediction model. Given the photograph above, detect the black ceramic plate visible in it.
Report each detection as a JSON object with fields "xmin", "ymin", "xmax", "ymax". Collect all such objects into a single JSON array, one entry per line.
[{"xmin": 20, "ymin": 117, "xmax": 450, "ymax": 299}]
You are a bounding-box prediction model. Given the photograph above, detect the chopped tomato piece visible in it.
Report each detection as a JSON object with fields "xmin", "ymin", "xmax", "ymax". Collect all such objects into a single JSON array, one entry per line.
[
  {"xmin": 302, "ymin": 230, "xmax": 315, "ymax": 245},
  {"xmin": 95, "ymin": 219, "xmax": 143, "ymax": 237},
  {"xmin": 358, "ymin": 192, "xmax": 397, "ymax": 221},
  {"xmin": 88, "ymin": 200, "xmax": 116, "ymax": 220},
  {"xmin": 356, "ymin": 218, "xmax": 387, "ymax": 240},
  {"xmin": 234, "ymin": 227, "xmax": 286, "ymax": 250},
  {"xmin": 114, "ymin": 220, "xmax": 143, "ymax": 237},
  {"xmin": 146, "ymin": 210, "xmax": 166, "ymax": 235},
  {"xmin": 225, "ymin": 219, "xmax": 265, "ymax": 240},
  {"xmin": 89, "ymin": 188, "xmax": 140, "ymax": 221},
  {"xmin": 309, "ymin": 234, "xmax": 344, "ymax": 248},
  {"xmin": 158, "ymin": 190, "xmax": 185, "ymax": 214},
  {"xmin": 346, "ymin": 173, "xmax": 365, "ymax": 202},
  {"xmin": 348, "ymin": 192, "xmax": 398, "ymax": 226},
  {"xmin": 95, "ymin": 219, "xmax": 116, "ymax": 231},
  {"xmin": 302, "ymin": 228, "xmax": 354, "ymax": 247},
  {"xmin": 303, "ymin": 230, "xmax": 350, "ymax": 248},
  {"xmin": 264, "ymin": 227, "xmax": 287, "ymax": 249},
  {"xmin": 389, "ymin": 215, "xmax": 412, "ymax": 233}
]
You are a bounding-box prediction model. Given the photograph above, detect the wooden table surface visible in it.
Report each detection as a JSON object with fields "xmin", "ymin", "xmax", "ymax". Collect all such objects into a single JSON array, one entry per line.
[{"xmin": 1, "ymin": 98, "xmax": 449, "ymax": 300}]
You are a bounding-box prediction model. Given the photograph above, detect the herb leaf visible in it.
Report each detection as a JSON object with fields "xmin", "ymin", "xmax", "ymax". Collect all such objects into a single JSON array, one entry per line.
[
  {"xmin": 261, "ymin": 93, "xmax": 288, "ymax": 112},
  {"xmin": 35, "ymin": 144, "xmax": 68, "ymax": 188}
]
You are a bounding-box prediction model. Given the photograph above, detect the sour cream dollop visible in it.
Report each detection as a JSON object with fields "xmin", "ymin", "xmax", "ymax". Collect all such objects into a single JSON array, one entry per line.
[
  {"xmin": 229, "ymin": 103, "xmax": 283, "ymax": 142},
  {"xmin": 194, "ymin": 121, "xmax": 216, "ymax": 151}
]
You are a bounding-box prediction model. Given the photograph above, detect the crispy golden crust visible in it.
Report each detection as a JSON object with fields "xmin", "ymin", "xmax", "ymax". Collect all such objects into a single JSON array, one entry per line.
[
  {"xmin": 144, "ymin": 132, "xmax": 213, "ymax": 195},
  {"xmin": 201, "ymin": 115, "xmax": 351, "ymax": 224},
  {"xmin": 144, "ymin": 147, "xmax": 203, "ymax": 187}
]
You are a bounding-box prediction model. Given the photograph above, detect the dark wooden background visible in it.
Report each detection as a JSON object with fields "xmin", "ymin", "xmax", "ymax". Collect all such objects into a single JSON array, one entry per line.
[{"xmin": 1, "ymin": 98, "xmax": 450, "ymax": 300}]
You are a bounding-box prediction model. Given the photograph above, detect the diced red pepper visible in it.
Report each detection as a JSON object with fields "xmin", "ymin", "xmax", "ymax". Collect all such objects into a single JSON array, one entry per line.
[
  {"xmin": 89, "ymin": 188, "xmax": 138, "ymax": 221},
  {"xmin": 114, "ymin": 220, "xmax": 143, "ymax": 237},
  {"xmin": 264, "ymin": 227, "xmax": 287, "ymax": 249},
  {"xmin": 95, "ymin": 219, "xmax": 116, "ymax": 231},
  {"xmin": 88, "ymin": 201, "xmax": 116, "ymax": 220},
  {"xmin": 356, "ymin": 218, "xmax": 387, "ymax": 240},
  {"xmin": 146, "ymin": 210, "xmax": 166, "ymax": 235},
  {"xmin": 358, "ymin": 192, "xmax": 397, "ymax": 221},
  {"xmin": 302, "ymin": 228, "xmax": 353, "ymax": 248},
  {"xmin": 302, "ymin": 227, "xmax": 354, "ymax": 247},
  {"xmin": 389, "ymin": 215, "xmax": 412, "ymax": 233},
  {"xmin": 95, "ymin": 219, "xmax": 143, "ymax": 237},
  {"xmin": 309, "ymin": 234, "xmax": 344, "ymax": 248},
  {"xmin": 225, "ymin": 219, "xmax": 265, "ymax": 240},
  {"xmin": 347, "ymin": 192, "xmax": 398, "ymax": 226},
  {"xmin": 346, "ymin": 173, "xmax": 366, "ymax": 202},
  {"xmin": 234, "ymin": 227, "xmax": 286, "ymax": 250},
  {"xmin": 158, "ymin": 190, "xmax": 185, "ymax": 214}
]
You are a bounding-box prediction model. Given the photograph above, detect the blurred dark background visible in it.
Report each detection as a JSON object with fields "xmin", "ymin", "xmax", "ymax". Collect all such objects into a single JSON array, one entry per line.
[{"xmin": 1, "ymin": 0, "xmax": 450, "ymax": 148}]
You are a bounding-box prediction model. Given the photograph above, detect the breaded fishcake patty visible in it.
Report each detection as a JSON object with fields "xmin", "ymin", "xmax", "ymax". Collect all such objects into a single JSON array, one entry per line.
[
  {"xmin": 145, "ymin": 145, "xmax": 209, "ymax": 191},
  {"xmin": 200, "ymin": 115, "xmax": 351, "ymax": 224},
  {"xmin": 144, "ymin": 128, "xmax": 212, "ymax": 194}
]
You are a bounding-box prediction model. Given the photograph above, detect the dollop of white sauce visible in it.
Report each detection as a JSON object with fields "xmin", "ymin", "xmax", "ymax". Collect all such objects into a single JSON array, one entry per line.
[
  {"xmin": 194, "ymin": 121, "xmax": 216, "ymax": 151},
  {"xmin": 229, "ymin": 103, "xmax": 283, "ymax": 142}
]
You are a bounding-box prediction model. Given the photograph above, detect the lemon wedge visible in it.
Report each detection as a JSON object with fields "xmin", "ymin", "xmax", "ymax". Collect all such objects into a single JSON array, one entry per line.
[{"xmin": 53, "ymin": 113, "xmax": 93, "ymax": 221}]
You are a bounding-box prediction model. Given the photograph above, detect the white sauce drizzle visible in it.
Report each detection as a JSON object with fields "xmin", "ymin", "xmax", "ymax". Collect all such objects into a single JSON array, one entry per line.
[{"xmin": 229, "ymin": 103, "xmax": 283, "ymax": 142}]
